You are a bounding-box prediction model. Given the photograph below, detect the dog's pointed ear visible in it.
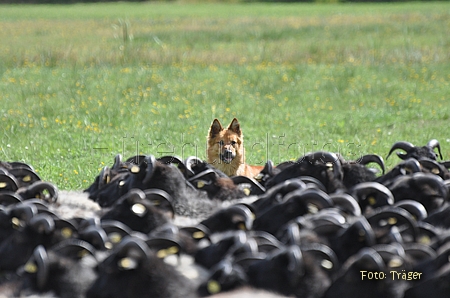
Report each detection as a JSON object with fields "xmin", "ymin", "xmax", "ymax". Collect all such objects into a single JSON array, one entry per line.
[
  {"xmin": 228, "ymin": 118, "xmax": 241, "ymax": 135},
  {"xmin": 209, "ymin": 119, "xmax": 223, "ymax": 138}
]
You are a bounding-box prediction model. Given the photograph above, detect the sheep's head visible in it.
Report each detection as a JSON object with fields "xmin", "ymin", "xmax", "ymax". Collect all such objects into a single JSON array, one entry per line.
[{"xmin": 386, "ymin": 139, "xmax": 443, "ymax": 161}]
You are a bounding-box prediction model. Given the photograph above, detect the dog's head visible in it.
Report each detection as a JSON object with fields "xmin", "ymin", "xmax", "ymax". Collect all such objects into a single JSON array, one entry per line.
[{"xmin": 208, "ymin": 118, "xmax": 243, "ymax": 164}]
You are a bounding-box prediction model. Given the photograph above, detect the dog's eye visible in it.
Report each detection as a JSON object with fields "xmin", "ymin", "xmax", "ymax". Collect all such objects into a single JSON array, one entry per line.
[
  {"xmin": 218, "ymin": 140, "xmax": 224, "ymax": 146},
  {"xmin": 230, "ymin": 141, "xmax": 236, "ymax": 146}
]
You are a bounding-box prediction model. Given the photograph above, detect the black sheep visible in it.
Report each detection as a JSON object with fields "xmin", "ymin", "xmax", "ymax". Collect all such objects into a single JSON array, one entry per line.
[
  {"xmin": 18, "ymin": 240, "xmax": 97, "ymax": 298},
  {"xmin": 340, "ymin": 154, "xmax": 385, "ymax": 189},
  {"xmin": 423, "ymin": 204, "xmax": 450, "ymax": 229},
  {"xmin": 265, "ymin": 151, "xmax": 344, "ymax": 193},
  {"xmin": 403, "ymin": 270, "xmax": 450, "ymax": 298},
  {"xmin": 349, "ymin": 182, "xmax": 394, "ymax": 214},
  {"xmin": 386, "ymin": 139, "xmax": 443, "ymax": 161},
  {"xmin": 197, "ymin": 259, "xmax": 248, "ymax": 296},
  {"xmin": 100, "ymin": 189, "xmax": 169, "ymax": 234},
  {"xmin": 126, "ymin": 155, "xmax": 194, "ymax": 206},
  {"xmin": 246, "ymin": 245, "xmax": 330, "ymax": 298},
  {"xmin": 88, "ymin": 170, "xmax": 130, "ymax": 207},
  {"xmin": 326, "ymin": 216, "xmax": 376, "ymax": 263},
  {"xmin": 84, "ymin": 154, "xmax": 129, "ymax": 195},
  {"xmin": 0, "ymin": 202, "xmax": 37, "ymax": 244},
  {"xmin": 252, "ymin": 188, "xmax": 333, "ymax": 236},
  {"xmin": 323, "ymin": 248, "xmax": 404, "ymax": 298},
  {"xmin": 194, "ymin": 230, "xmax": 257, "ymax": 269},
  {"xmin": 388, "ymin": 172, "xmax": 448, "ymax": 213},
  {"xmin": 375, "ymin": 158, "xmax": 422, "ymax": 187},
  {"xmin": 418, "ymin": 159, "xmax": 450, "ymax": 180},
  {"xmin": 86, "ymin": 236, "xmax": 196, "ymax": 298},
  {"xmin": 200, "ymin": 204, "xmax": 254, "ymax": 234},
  {"xmin": 89, "ymin": 155, "xmax": 197, "ymax": 211},
  {"xmin": 251, "ymin": 178, "xmax": 307, "ymax": 216},
  {"xmin": 0, "ymin": 214, "xmax": 56, "ymax": 272},
  {"xmin": 188, "ymin": 169, "xmax": 249, "ymax": 201}
]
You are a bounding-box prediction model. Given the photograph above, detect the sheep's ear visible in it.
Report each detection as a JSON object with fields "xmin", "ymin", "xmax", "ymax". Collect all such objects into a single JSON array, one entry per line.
[
  {"xmin": 24, "ymin": 246, "xmax": 48, "ymax": 291},
  {"xmin": 228, "ymin": 118, "xmax": 241, "ymax": 135},
  {"xmin": 209, "ymin": 119, "xmax": 223, "ymax": 139},
  {"xmin": 29, "ymin": 214, "xmax": 55, "ymax": 234}
]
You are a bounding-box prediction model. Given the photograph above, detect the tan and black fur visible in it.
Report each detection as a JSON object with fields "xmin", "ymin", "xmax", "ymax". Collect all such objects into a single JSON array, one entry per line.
[{"xmin": 207, "ymin": 118, "xmax": 263, "ymax": 178}]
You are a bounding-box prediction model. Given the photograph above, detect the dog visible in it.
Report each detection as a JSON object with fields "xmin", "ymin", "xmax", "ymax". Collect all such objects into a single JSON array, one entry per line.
[{"xmin": 207, "ymin": 118, "xmax": 263, "ymax": 178}]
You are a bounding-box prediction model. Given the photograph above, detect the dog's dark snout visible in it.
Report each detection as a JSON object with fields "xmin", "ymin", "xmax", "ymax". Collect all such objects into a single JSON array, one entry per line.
[{"xmin": 223, "ymin": 149, "xmax": 233, "ymax": 157}]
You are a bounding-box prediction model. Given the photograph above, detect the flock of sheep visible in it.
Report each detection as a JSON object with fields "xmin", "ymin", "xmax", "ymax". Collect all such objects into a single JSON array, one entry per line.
[{"xmin": 1, "ymin": 139, "xmax": 450, "ymax": 297}]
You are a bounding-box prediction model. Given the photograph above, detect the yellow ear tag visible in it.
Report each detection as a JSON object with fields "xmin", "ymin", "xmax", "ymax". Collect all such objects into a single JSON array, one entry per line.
[
  {"xmin": 388, "ymin": 217, "xmax": 397, "ymax": 225},
  {"xmin": 419, "ymin": 235, "xmax": 431, "ymax": 245},
  {"xmin": 23, "ymin": 175, "xmax": 31, "ymax": 182},
  {"xmin": 358, "ymin": 229, "xmax": 366, "ymax": 242},
  {"xmin": 109, "ymin": 232, "xmax": 122, "ymax": 244},
  {"xmin": 207, "ymin": 280, "xmax": 221, "ymax": 294},
  {"xmin": 307, "ymin": 203, "xmax": 319, "ymax": 214},
  {"xmin": 119, "ymin": 257, "xmax": 138, "ymax": 270},
  {"xmin": 321, "ymin": 259, "xmax": 333, "ymax": 270},
  {"xmin": 431, "ymin": 168, "xmax": 440, "ymax": 175},
  {"xmin": 368, "ymin": 196, "xmax": 377, "ymax": 205},
  {"xmin": 0, "ymin": 182, "xmax": 7, "ymax": 188},
  {"xmin": 105, "ymin": 175, "xmax": 111, "ymax": 184},
  {"xmin": 131, "ymin": 203, "xmax": 147, "ymax": 216},
  {"xmin": 157, "ymin": 249, "xmax": 168, "ymax": 258},
  {"xmin": 105, "ymin": 242, "xmax": 113, "ymax": 250},
  {"xmin": 192, "ymin": 231, "xmax": 205, "ymax": 239},
  {"xmin": 61, "ymin": 227, "xmax": 72, "ymax": 238},
  {"xmin": 24, "ymin": 261, "xmax": 38, "ymax": 273},
  {"xmin": 254, "ymin": 173, "xmax": 263, "ymax": 181},
  {"xmin": 11, "ymin": 217, "xmax": 22, "ymax": 229},
  {"xmin": 130, "ymin": 165, "xmax": 140, "ymax": 173},
  {"xmin": 167, "ymin": 246, "xmax": 179, "ymax": 255},
  {"xmin": 78, "ymin": 249, "xmax": 89, "ymax": 258},
  {"xmin": 157, "ymin": 246, "xmax": 179, "ymax": 258},
  {"xmin": 238, "ymin": 222, "xmax": 246, "ymax": 231},
  {"xmin": 197, "ymin": 181, "xmax": 205, "ymax": 188},
  {"xmin": 388, "ymin": 257, "xmax": 403, "ymax": 268},
  {"xmin": 243, "ymin": 188, "xmax": 251, "ymax": 196}
]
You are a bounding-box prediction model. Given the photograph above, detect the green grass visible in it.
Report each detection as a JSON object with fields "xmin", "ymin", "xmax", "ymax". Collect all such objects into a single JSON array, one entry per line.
[{"xmin": 1, "ymin": 2, "xmax": 449, "ymax": 190}]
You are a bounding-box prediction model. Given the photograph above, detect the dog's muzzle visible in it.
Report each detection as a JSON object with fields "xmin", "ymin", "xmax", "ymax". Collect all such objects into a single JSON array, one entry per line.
[{"xmin": 220, "ymin": 150, "xmax": 235, "ymax": 164}]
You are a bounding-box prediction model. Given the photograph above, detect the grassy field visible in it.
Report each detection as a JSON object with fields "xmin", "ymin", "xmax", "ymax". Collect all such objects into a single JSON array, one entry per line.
[{"xmin": 0, "ymin": 2, "xmax": 449, "ymax": 190}]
